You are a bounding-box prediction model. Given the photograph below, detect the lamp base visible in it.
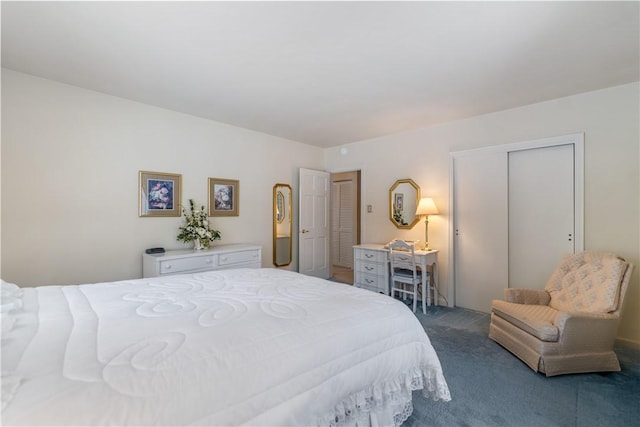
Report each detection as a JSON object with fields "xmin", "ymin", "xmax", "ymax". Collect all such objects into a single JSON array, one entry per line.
[{"xmin": 423, "ymin": 217, "xmax": 430, "ymax": 251}]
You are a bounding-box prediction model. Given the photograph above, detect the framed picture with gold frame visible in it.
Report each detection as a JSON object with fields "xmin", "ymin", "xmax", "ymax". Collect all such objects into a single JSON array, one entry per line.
[
  {"xmin": 208, "ymin": 178, "xmax": 239, "ymax": 216},
  {"xmin": 138, "ymin": 171, "xmax": 182, "ymax": 217}
]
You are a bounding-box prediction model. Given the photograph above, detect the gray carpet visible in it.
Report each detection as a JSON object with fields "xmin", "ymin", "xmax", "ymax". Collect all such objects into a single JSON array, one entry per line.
[{"xmin": 403, "ymin": 306, "xmax": 640, "ymax": 427}]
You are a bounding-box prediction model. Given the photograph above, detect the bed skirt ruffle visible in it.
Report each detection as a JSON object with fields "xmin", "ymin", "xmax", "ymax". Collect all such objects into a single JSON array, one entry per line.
[{"xmin": 319, "ymin": 365, "xmax": 451, "ymax": 427}]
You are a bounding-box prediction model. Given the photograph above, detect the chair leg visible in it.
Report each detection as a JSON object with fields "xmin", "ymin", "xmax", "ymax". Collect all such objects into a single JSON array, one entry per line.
[{"xmin": 412, "ymin": 284, "xmax": 417, "ymax": 312}]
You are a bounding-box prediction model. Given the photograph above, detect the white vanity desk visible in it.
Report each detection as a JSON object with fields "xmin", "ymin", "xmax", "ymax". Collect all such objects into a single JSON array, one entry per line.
[{"xmin": 353, "ymin": 243, "xmax": 439, "ymax": 306}]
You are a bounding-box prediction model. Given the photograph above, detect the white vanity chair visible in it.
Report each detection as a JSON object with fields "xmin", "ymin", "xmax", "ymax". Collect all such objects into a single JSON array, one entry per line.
[{"xmin": 389, "ymin": 239, "xmax": 428, "ymax": 313}]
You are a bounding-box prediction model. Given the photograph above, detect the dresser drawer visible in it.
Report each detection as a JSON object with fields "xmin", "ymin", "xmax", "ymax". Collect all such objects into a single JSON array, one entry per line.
[
  {"xmin": 358, "ymin": 261, "xmax": 385, "ymax": 276},
  {"xmin": 143, "ymin": 244, "xmax": 262, "ymax": 278},
  {"xmin": 218, "ymin": 249, "xmax": 260, "ymax": 267},
  {"xmin": 159, "ymin": 255, "xmax": 215, "ymax": 275}
]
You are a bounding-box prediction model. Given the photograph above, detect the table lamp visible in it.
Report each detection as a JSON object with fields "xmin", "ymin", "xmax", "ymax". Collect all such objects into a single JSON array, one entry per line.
[{"xmin": 415, "ymin": 197, "xmax": 439, "ymax": 250}]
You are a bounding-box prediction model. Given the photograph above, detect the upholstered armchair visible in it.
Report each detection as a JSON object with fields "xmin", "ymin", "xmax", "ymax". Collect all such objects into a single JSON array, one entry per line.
[{"xmin": 489, "ymin": 252, "xmax": 634, "ymax": 376}]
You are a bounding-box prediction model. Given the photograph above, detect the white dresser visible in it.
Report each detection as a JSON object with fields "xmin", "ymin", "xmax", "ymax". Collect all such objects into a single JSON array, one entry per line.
[
  {"xmin": 142, "ymin": 244, "xmax": 262, "ymax": 278},
  {"xmin": 353, "ymin": 244, "xmax": 389, "ymax": 294}
]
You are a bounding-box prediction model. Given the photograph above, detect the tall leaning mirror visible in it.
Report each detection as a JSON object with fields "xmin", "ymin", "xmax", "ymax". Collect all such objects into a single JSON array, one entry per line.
[
  {"xmin": 389, "ymin": 178, "xmax": 421, "ymax": 229},
  {"xmin": 273, "ymin": 183, "xmax": 293, "ymax": 266}
]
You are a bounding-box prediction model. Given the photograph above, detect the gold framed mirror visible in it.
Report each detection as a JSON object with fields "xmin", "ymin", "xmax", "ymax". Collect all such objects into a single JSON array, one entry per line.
[
  {"xmin": 273, "ymin": 183, "xmax": 292, "ymax": 266},
  {"xmin": 389, "ymin": 178, "xmax": 421, "ymax": 229}
]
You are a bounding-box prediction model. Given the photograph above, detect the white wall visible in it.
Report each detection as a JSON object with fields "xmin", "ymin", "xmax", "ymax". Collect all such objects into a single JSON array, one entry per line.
[
  {"xmin": 1, "ymin": 69, "xmax": 323, "ymax": 284},
  {"xmin": 2, "ymin": 69, "xmax": 638, "ymax": 346},
  {"xmin": 325, "ymin": 82, "xmax": 640, "ymax": 346}
]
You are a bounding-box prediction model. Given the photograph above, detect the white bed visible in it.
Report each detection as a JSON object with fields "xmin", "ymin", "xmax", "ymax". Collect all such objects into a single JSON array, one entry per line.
[{"xmin": 1, "ymin": 268, "xmax": 450, "ymax": 426}]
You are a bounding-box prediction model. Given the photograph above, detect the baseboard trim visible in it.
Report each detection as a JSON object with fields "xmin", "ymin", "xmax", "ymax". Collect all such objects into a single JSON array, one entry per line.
[{"xmin": 616, "ymin": 337, "xmax": 640, "ymax": 350}]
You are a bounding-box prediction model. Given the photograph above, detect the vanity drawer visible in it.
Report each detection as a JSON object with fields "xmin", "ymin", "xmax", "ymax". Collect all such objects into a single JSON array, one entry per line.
[
  {"xmin": 159, "ymin": 255, "xmax": 215, "ymax": 275},
  {"xmin": 353, "ymin": 245, "xmax": 389, "ymax": 295},
  {"xmin": 358, "ymin": 261, "xmax": 385, "ymax": 276},
  {"xmin": 218, "ymin": 249, "xmax": 260, "ymax": 267},
  {"xmin": 357, "ymin": 249, "xmax": 386, "ymax": 263},
  {"xmin": 355, "ymin": 272, "xmax": 386, "ymax": 292}
]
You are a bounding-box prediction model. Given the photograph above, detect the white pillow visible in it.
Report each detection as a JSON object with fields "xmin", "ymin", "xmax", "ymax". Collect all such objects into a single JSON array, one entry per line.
[
  {"xmin": 1, "ymin": 280, "xmax": 24, "ymax": 333},
  {"xmin": 1, "ymin": 280, "xmax": 23, "ymax": 312}
]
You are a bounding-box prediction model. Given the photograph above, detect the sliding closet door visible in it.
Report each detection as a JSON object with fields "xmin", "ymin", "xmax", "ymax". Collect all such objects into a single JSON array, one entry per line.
[
  {"xmin": 453, "ymin": 151, "xmax": 509, "ymax": 312},
  {"xmin": 508, "ymin": 144, "xmax": 575, "ymax": 289},
  {"xmin": 452, "ymin": 134, "xmax": 583, "ymax": 313}
]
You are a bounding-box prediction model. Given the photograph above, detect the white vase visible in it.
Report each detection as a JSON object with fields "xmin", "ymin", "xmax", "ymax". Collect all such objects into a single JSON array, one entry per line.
[{"xmin": 193, "ymin": 238, "xmax": 205, "ymax": 251}]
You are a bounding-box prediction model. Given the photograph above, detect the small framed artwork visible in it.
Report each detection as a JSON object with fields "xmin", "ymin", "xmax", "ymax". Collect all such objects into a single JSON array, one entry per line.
[
  {"xmin": 395, "ymin": 193, "xmax": 404, "ymax": 212},
  {"xmin": 139, "ymin": 171, "xmax": 182, "ymax": 217},
  {"xmin": 209, "ymin": 178, "xmax": 239, "ymax": 216}
]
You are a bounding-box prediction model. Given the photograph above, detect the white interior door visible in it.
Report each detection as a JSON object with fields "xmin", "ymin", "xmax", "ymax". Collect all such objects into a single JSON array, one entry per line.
[
  {"xmin": 453, "ymin": 151, "xmax": 509, "ymax": 312},
  {"xmin": 508, "ymin": 144, "xmax": 575, "ymax": 289},
  {"xmin": 299, "ymin": 168, "xmax": 330, "ymax": 278}
]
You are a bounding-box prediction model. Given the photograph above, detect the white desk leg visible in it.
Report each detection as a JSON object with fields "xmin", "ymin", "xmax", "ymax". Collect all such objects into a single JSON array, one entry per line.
[
  {"xmin": 432, "ymin": 262, "xmax": 438, "ymax": 307},
  {"xmin": 421, "ymin": 258, "xmax": 429, "ymax": 313},
  {"xmin": 422, "ymin": 272, "xmax": 427, "ymax": 314}
]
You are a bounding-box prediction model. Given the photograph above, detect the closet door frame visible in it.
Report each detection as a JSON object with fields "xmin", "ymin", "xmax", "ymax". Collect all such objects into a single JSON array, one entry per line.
[{"xmin": 448, "ymin": 133, "xmax": 584, "ymax": 307}]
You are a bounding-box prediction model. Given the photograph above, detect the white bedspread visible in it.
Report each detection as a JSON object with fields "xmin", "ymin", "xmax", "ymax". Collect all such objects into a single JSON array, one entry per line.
[{"xmin": 1, "ymin": 268, "xmax": 450, "ymax": 426}]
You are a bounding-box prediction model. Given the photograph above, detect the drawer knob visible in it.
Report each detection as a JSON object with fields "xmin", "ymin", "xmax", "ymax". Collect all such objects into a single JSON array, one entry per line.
[
  {"xmin": 206, "ymin": 259, "xmax": 212, "ymax": 264},
  {"xmin": 221, "ymin": 256, "xmax": 227, "ymax": 261},
  {"xmin": 365, "ymin": 266, "xmax": 374, "ymax": 271},
  {"xmin": 166, "ymin": 264, "xmax": 172, "ymax": 269}
]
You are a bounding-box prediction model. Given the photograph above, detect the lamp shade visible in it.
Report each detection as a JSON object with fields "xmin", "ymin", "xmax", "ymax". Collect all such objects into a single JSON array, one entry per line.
[{"xmin": 416, "ymin": 197, "xmax": 439, "ymax": 216}]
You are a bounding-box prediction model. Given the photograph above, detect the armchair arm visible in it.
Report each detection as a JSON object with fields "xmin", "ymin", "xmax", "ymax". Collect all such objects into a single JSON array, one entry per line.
[
  {"xmin": 504, "ymin": 288, "xmax": 550, "ymax": 305},
  {"xmin": 554, "ymin": 311, "xmax": 620, "ymax": 352}
]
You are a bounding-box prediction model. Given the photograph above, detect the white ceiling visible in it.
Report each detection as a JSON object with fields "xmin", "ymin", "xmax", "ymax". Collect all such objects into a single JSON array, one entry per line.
[{"xmin": 2, "ymin": 1, "xmax": 639, "ymax": 148}]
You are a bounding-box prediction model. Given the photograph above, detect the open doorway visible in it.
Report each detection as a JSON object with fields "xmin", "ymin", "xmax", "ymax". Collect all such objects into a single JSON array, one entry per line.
[{"xmin": 330, "ymin": 170, "xmax": 361, "ymax": 284}]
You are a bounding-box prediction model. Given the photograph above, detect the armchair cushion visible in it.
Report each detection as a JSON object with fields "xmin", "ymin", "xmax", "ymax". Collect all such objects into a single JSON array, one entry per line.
[
  {"xmin": 545, "ymin": 252, "xmax": 627, "ymax": 314},
  {"xmin": 504, "ymin": 288, "xmax": 550, "ymax": 305},
  {"xmin": 491, "ymin": 300, "xmax": 559, "ymax": 342}
]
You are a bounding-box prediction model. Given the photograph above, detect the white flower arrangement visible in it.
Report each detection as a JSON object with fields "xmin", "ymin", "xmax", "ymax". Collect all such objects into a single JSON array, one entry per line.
[{"xmin": 177, "ymin": 199, "xmax": 221, "ymax": 249}]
